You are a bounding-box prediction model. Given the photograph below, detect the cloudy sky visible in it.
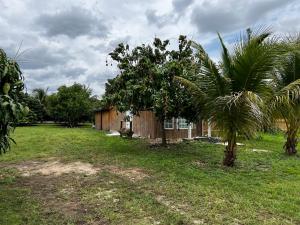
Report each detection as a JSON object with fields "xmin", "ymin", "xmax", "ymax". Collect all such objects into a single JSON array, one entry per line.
[{"xmin": 1, "ymin": 0, "xmax": 299, "ymax": 97}]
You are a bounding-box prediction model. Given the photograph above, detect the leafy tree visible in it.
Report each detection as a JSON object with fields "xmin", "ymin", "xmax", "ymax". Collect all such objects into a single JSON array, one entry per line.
[
  {"xmin": 270, "ymin": 37, "xmax": 300, "ymax": 155},
  {"xmin": 49, "ymin": 83, "xmax": 93, "ymax": 127},
  {"xmin": 46, "ymin": 93, "xmax": 60, "ymax": 122},
  {"xmin": 177, "ymin": 29, "xmax": 281, "ymax": 166},
  {"xmin": 19, "ymin": 92, "xmax": 44, "ymax": 124},
  {"xmin": 104, "ymin": 36, "xmax": 199, "ymax": 145},
  {"xmin": 0, "ymin": 49, "xmax": 27, "ymax": 154}
]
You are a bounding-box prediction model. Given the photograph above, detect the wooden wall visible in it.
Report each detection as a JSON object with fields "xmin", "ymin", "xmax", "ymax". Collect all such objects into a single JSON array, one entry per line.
[
  {"xmin": 94, "ymin": 109, "xmax": 124, "ymax": 131},
  {"xmin": 153, "ymin": 119, "xmax": 202, "ymax": 139},
  {"xmin": 132, "ymin": 111, "xmax": 156, "ymax": 138},
  {"xmin": 95, "ymin": 109, "xmax": 203, "ymax": 139}
]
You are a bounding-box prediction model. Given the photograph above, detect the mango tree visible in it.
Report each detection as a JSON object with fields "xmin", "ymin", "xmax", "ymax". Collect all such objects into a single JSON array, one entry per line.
[
  {"xmin": 104, "ymin": 36, "xmax": 199, "ymax": 145},
  {"xmin": 0, "ymin": 49, "xmax": 27, "ymax": 154}
]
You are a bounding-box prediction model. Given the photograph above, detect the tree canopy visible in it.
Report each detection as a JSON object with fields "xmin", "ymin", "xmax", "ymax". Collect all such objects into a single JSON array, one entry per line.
[{"xmin": 47, "ymin": 83, "xmax": 94, "ymax": 127}]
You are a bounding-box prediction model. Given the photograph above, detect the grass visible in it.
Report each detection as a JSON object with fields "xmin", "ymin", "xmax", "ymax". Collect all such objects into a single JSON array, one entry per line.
[{"xmin": 0, "ymin": 124, "xmax": 299, "ymax": 225}]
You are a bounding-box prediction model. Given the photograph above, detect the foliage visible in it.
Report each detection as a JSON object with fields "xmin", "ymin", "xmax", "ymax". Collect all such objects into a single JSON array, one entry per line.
[
  {"xmin": 19, "ymin": 92, "xmax": 44, "ymax": 124},
  {"xmin": 104, "ymin": 36, "xmax": 200, "ymax": 145},
  {"xmin": 0, "ymin": 49, "xmax": 26, "ymax": 154},
  {"xmin": 177, "ymin": 29, "xmax": 281, "ymax": 166},
  {"xmin": 269, "ymin": 36, "xmax": 300, "ymax": 154},
  {"xmin": 47, "ymin": 83, "xmax": 93, "ymax": 127}
]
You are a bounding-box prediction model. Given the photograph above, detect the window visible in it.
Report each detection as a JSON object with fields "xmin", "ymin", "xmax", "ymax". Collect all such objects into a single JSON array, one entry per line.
[
  {"xmin": 164, "ymin": 118, "xmax": 174, "ymax": 129},
  {"xmin": 177, "ymin": 118, "xmax": 189, "ymax": 129}
]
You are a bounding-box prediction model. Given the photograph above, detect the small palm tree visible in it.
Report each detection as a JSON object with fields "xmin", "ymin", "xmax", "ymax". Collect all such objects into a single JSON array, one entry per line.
[
  {"xmin": 178, "ymin": 29, "xmax": 280, "ymax": 166},
  {"xmin": 270, "ymin": 37, "xmax": 300, "ymax": 155},
  {"xmin": 32, "ymin": 88, "xmax": 48, "ymax": 105}
]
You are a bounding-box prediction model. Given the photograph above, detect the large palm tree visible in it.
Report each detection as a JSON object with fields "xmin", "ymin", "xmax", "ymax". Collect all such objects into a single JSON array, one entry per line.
[
  {"xmin": 270, "ymin": 38, "xmax": 300, "ymax": 155},
  {"xmin": 178, "ymin": 29, "xmax": 281, "ymax": 166}
]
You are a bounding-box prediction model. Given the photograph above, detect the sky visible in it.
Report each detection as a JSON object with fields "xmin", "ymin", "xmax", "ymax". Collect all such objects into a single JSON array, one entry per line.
[{"xmin": 1, "ymin": 0, "xmax": 299, "ymax": 97}]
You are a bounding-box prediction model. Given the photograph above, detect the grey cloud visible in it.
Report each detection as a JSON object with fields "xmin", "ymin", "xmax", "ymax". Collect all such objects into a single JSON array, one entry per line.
[
  {"xmin": 91, "ymin": 36, "xmax": 131, "ymax": 53},
  {"xmin": 36, "ymin": 7, "xmax": 109, "ymax": 38},
  {"xmin": 63, "ymin": 67, "xmax": 87, "ymax": 78},
  {"xmin": 172, "ymin": 0, "xmax": 194, "ymax": 13},
  {"xmin": 19, "ymin": 46, "xmax": 67, "ymax": 70},
  {"xmin": 146, "ymin": 9, "xmax": 175, "ymax": 28},
  {"xmin": 191, "ymin": 0, "xmax": 296, "ymax": 34}
]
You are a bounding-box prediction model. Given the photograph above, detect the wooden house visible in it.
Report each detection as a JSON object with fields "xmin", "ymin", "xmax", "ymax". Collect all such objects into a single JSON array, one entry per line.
[{"xmin": 94, "ymin": 108, "xmax": 207, "ymax": 140}]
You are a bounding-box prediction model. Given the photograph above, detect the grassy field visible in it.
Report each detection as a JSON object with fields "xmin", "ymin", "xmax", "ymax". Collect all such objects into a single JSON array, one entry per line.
[{"xmin": 0, "ymin": 124, "xmax": 299, "ymax": 225}]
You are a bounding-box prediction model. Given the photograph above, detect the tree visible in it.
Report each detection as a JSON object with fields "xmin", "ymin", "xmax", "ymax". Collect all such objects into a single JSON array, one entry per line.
[
  {"xmin": 19, "ymin": 92, "xmax": 44, "ymax": 124},
  {"xmin": 32, "ymin": 88, "xmax": 48, "ymax": 122},
  {"xmin": 270, "ymin": 37, "xmax": 300, "ymax": 155},
  {"xmin": 49, "ymin": 83, "xmax": 93, "ymax": 127},
  {"xmin": 32, "ymin": 88, "xmax": 48, "ymax": 106},
  {"xmin": 177, "ymin": 29, "xmax": 281, "ymax": 166},
  {"xmin": 0, "ymin": 49, "xmax": 27, "ymax": 154},
  {"xmin": 104, "ymin": 36, "xmax": 199, "ymax": 145}
]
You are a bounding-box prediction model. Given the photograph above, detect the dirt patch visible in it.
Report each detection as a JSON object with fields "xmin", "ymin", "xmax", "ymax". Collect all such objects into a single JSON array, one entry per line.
[
  {"xmin": 14, "ymin": 174, "xmax": 109, "ymax": 224},
  {"xmin": 13, "ymin": 160, "xmax": 100, "ymax": 177},
  {"xmin": 106, "ymin": 166, "xmax": 149, "ymax": 181},
  {"xmin": 9, "ymin": 159, "xmax": 149, "ymax": 183}
]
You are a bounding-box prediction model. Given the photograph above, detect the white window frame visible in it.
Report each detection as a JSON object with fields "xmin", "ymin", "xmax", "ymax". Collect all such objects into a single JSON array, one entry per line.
[
  {"xmin": 177, "ymin": 117, "xmax": 192, "ymax": 129},
  {"xmin": 164, "ymin": 118, "xmax": 174, "ymax": 129}
]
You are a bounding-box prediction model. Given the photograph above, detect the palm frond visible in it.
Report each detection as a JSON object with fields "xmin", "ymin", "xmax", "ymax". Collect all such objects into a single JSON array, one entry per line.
[{"xmin": 274, "ymin": 79, "xmax": 300, "ymax": 105}]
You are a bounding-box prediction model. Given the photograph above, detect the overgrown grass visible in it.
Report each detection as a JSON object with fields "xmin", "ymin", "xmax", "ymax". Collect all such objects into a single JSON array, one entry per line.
[{"xmin": 0, "ymin": 124, "xmax": 299, "ymax": 224}]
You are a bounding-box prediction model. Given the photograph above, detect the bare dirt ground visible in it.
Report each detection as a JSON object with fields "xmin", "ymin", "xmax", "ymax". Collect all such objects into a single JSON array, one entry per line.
[
  {"xmin": 4, "ymin": 158, "xmax": 150, "ymax": 224},
  {"xmin": 8, "ymin": 158, "xmax": 149, "ymax": 181}
]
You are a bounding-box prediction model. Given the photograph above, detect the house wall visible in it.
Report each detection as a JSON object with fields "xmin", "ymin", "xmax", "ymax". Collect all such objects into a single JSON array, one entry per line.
[
  {"xmin": 95, "ymin": 112, "xmax": 102, "ymax": 130},
  {"xmin": 95, "ymin": 109, "xmax": 203, "ymax": 139},
  {"xmin": 153, "ymin": 118, "xmax": 202, "ymax": 139},
  {"xmin": 132, "ymin": 111, "xmax": 156, "ymax": 138}
]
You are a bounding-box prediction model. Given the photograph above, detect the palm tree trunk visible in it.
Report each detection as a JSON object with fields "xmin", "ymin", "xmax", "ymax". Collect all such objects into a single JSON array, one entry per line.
[
  {"xmin": 284, "ymin": 129, "xmax": 298, "ymax": 155},
  {"xmin": 223, "ymin": 133, "xmax": 237, "ymax": 167}
]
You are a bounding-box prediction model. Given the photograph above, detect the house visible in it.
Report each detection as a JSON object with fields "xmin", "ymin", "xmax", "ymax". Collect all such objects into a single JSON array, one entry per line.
[{"xmin": 94, "ymin": 108, "xmax": 213, "ymax": 140}]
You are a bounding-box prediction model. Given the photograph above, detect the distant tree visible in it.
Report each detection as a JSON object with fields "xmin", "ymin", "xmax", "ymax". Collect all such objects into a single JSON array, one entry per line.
[
  {"xmin": 19, "ymin": 93, "xmax": 44, "ymax": 124},
  {"xmin": 104, "ymin": 36, "xmax": 199, "ymax": 145},
  {"xmin": 0, "ymin": 49, "xmax": 27, "ymax": 154},
  {"xmin": 270, "ymin": 37, "xmax": 300, "ymax": 155},
  {"xmin": 46, "ymin": 93, "xmax": 60, "ymax": 122},
  {"xmin": 49, "ymin": 83, "xmax": 93, "ymax": 127}
]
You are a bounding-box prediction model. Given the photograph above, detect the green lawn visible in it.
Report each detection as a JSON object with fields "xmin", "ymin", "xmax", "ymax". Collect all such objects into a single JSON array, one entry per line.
[{"xmin": 0, "ymin": 125, "xmax": 299, "ymax": 225}]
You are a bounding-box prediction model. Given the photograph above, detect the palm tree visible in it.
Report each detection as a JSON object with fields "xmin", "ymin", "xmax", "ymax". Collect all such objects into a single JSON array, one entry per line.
[
  {"xmin": 270, "ymin": 37, "xmax": 300, "ymax": 155},
  {"xmin": 178, "ymin": 29, "xmax": 281, "ymax": 166},
  {"xmin": 32, "ymin": 88, "xmax": 48, "ymax": 105},
  {"xmin": 32, "ymin": 88, "xmax": 48, "ymax": 122}
]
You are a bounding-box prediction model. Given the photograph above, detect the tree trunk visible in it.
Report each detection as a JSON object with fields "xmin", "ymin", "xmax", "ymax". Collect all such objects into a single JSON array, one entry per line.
[
  {"xmin": 223, "ymin": 134, "xmax": 237, "ymax": 167},
  {"xmin": 284, "ymin": 129, "xmax": 298, "ymax": 155},
  {"xmin": 161, "ymin": 118, "xmax": 167, "ymax": 146}
]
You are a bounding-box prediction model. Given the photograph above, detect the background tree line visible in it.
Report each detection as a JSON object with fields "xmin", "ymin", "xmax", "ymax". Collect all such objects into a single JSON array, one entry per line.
[{"xmin": 20, "ymin": 83, "xmax": 101, "ymax": 127}]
